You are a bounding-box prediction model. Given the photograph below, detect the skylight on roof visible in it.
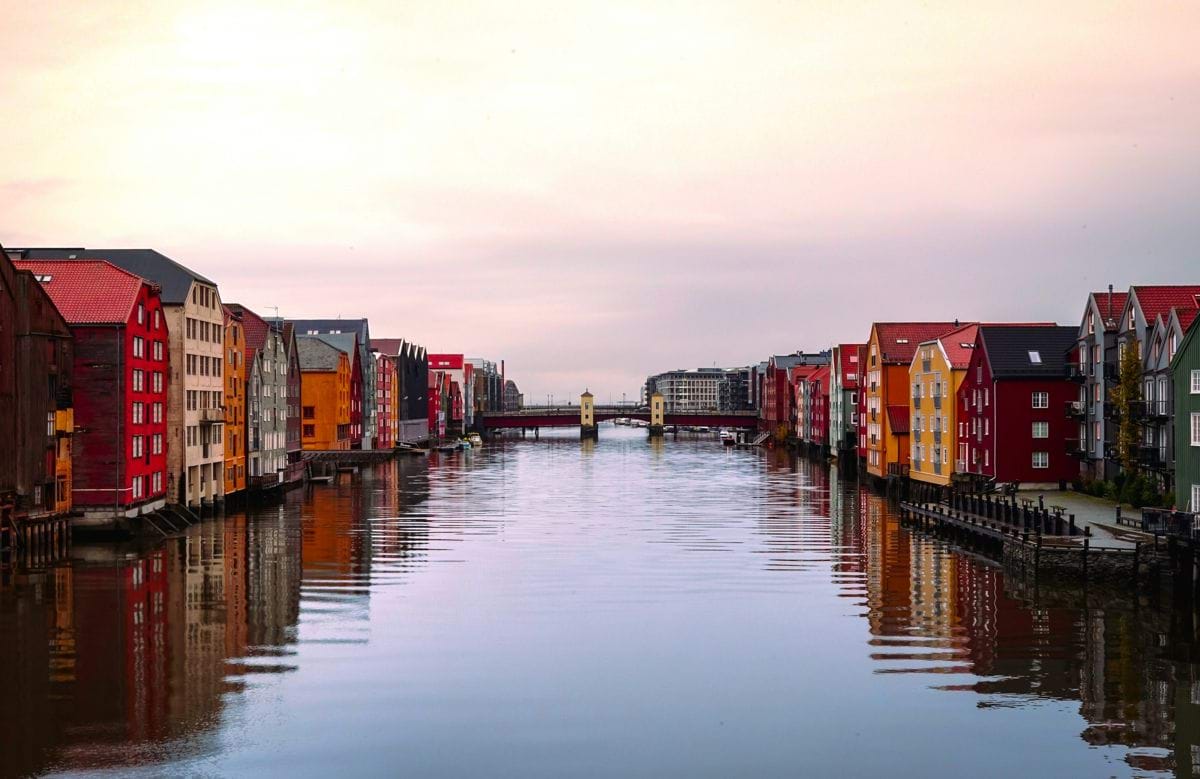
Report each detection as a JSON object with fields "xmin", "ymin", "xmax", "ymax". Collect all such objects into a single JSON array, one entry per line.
[
  {"xmin": 959, "ymin": 342, "xmax": 974, "ymax": 349},
  {"xmin": 1028, "ymin": 351, "xmax": 1042, "ymax": 364},
  {"xmin": 896, "ymin": 338, "xmax": 909, "ymax": 344},
  {"xmin": 33, "ymin": 274, "xmax": 52, "ymax": 283}
]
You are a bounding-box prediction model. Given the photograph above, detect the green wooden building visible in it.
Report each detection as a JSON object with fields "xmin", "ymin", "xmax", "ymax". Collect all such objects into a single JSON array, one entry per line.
[{"xmin": 1174, "ymin": 320, "xmax": 1200, "ymax": 512}]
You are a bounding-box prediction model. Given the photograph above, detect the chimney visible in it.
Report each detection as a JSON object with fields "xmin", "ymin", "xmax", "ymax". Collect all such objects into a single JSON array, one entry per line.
[
  {"xmin": 1107, "ymin": 284, "xmax": 1114, "ymax": 319},
  {"xmin": 954, "ymin": 318, "xmax": 959, "ymax": 327}
]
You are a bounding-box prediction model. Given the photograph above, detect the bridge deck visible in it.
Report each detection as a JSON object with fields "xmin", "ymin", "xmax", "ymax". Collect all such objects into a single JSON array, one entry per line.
[{"xmin": 480, "ymin": 408, "xmax": 758, "ymax": 429}]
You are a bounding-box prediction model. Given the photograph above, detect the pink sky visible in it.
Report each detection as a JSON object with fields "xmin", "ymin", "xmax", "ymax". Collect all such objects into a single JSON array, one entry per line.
[{"xmin": 2, "ymin": 1, "xmax": 1198, "ymax": 401}]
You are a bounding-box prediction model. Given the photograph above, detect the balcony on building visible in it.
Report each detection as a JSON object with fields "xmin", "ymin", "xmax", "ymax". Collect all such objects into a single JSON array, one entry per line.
[
  {"xmin": 1065, "ymin": 438, "xmax": 1087, "ymax": 459},
  {"xmin": 1065, "ymin": 400, "xmax": 1086, "ymax": 419},
  {"xmin": 199, "ymin": 407, "xmax": 225, "ymax": 424},
  {"xmin": 1144, "ymin": 399, "xmax": 1170, "ymax": 420}
]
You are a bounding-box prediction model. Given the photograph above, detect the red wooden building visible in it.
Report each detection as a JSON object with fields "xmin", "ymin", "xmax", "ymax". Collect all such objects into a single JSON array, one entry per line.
[
  {"xmin": 807, "ymin": 365, "xmax": 831, "ymax": 449},
  {"xmin": 856, "ymin": 345, "xmax": 869, "ymax": 461},
  {"xmin": 374, "ymin": 350, "xmax": 395, "ymax": 449},
  {"xmin": 956, "ymin": 325, "xmax": 1079, "ymax": 488},
  {"xmin": 15, "ymin": 260, "xmax": 170, "ymax": 521}
]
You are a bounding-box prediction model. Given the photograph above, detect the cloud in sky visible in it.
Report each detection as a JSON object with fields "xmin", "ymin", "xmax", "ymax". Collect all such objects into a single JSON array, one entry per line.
[{"xmin": 2, "ymin": 1, "xmax": 1198, "ymax": 400}]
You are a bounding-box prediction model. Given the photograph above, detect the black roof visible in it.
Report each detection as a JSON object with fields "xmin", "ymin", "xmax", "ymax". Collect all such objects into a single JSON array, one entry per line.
[
  {"xmin": 11, "ymin": 248, "xmax": 216, "ymax": 304},
  {"xmin": 979, "ymin": 325, "xmax": 1077, "ymax": 378}
]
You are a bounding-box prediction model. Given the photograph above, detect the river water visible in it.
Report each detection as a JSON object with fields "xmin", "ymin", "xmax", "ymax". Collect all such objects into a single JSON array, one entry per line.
[{"xmin": 2, "ymin": 425, "xmax": 1198, "ymax": 777}]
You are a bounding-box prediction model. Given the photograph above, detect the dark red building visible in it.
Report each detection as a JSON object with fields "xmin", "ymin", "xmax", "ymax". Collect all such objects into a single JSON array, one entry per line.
[
  {"xmin": 807, "ymin": 365, "xmax": 831, "ymax": 448},
  {"xmin": 856, "ymin": 345, "xmax": 869, "ymax": 460},
  {"xmin": 956, "ymin": 325, "xmax": 1079, "ymax": 488},
  {"xmin": 0, "ymin": 248, "xmax": 73, "ymax": 529},
  {"xmin": 14, "ymin": 260, "xmax": 170, "ymax": 520}
]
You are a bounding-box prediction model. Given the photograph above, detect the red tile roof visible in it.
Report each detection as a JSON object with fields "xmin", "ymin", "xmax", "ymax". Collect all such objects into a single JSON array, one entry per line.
[
  {"xmin": 873, "ymin": 322, "xmax": 961, "ymax": 364},
  {"xmin": 11, "ymin": 259, "xmax": 149, "ymax": 325},
  {"xmin": 937, "ymin": 323, "xmax": 979, "ymax": 369},
  {"xmin": 1132, "ymin": 285, "xmax": 1200, "ymax": 325},
  {"xmin": 1090, "ymin": 290, "xmax": 1128, "ymax": 329},
  {"xmin": 226, "ymin": 304, "xmax": 272, "ymax": 362},
  {"xmin": 1178, "ymin": 308, "xmax": 1199, "ymax": 334},
  {"xmin": 885, "ymin": 404, "xmax": 910, "ymax": 434},
  {"xmin": 837, "ymin": 343, "xmax": 864, "ymax": 387}
]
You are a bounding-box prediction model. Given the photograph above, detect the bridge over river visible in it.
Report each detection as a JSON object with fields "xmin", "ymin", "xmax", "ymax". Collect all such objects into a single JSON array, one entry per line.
[{"xmin": 479, "ymin": 394, "xmax": 759, "ymax": 437}]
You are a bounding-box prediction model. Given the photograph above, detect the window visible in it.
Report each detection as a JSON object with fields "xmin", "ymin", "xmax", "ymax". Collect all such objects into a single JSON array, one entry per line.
[
  {"xmin": 1032, "ymin": 421, "xmax": 1049, "ymax": 438},
  {"xmin": 1032, "ymin": 391, "xmax": 1049, "ymax": 409},
  {"xmin": 303, "ymin": 406, "xmax": 316, "ymax": 419},
  {"xmin": 137, "ymin": 303, "xmax": 145, "ymax": 324},
  {"xmin": 132, "ymin": 336, "xmax": 144, "ymax": 358},
  {"xmin": 1192, "ymin": 370, "xmax": 1200, "ymax": 394},
  {"xmin": 1032, "ymin": 451, "xmax": 1049, "ymax": 469},
  {"xmin": 153, "ymin": 402, "xmax": 163, "ymax": 423},
  {"xmin": 303, "ymin": 424, "xmax": 315, "ymax": 438},
  {"xmin": 152, "ymin": 433, "xmax": 163, "ymax": 454},
  {"xmin": 1193, "ymin": 413, "xmax": 1200, "ymax": 447},
  {"xmin": 153, "ymin": 471, "xmax": 163, "ymax": 492},
  {"xmin": 132, "ymin": 475, "xmax": 144, "ymax": 499},
  {"xmin": 153, "ymin": 341, "xmax": 164, "ymax": 361},
  {"xmin": 153, "ymin": 372, "xmax": 163, "ymax": 393},
  {"xmin": 132, "ymin": 402, "xmax": 144, "ymax": 424},
  {"xmin": 1028, "ymin": 351, "xmax": 1041, "ymax": 364},
  {"xmin": 153, "ymin": 309, "xmax": 161, "ymax": 330},
  {"xmin": 133, "ymin": 369, "xmax": 144, "ymax": 392},
  {"xmin": 132, "ymin": 435, "xmax": 144, "ymax": 457}
]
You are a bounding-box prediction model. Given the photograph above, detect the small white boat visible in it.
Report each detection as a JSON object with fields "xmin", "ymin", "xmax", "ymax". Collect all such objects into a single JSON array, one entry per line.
[{"xmin": 721, "ymin": 431, "xmax": 737, "ymax": 446}]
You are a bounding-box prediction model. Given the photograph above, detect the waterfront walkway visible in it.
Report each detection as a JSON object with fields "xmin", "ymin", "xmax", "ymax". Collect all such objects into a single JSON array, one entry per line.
[{"xmin": 1015, "ymin": 490, "xmax": 1150, "ymax": 549}]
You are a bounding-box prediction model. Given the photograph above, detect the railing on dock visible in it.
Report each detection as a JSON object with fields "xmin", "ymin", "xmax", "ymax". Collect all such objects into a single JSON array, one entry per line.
[{"xmin": 1139, "ymin": 508, "xmax": 1199, "ymax": 541}]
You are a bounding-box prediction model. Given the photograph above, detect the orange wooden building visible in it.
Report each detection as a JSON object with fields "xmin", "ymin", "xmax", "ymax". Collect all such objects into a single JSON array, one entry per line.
[
  {"xmin": 297, "ymin": 336, "xmax": 351, "ymax": 450},
  {"xmin": 223, "ymin": 306, "xmax": 246, "ymax": 497},
  {"xmin": 863, "ymin": 322, "xmax": 960, "ymax": 479}
]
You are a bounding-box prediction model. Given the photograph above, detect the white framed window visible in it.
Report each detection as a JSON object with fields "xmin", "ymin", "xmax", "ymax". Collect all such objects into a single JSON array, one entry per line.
[
  {"xmin": 132, "ymin": 369, "xmax": 144, "ymax": 392},
  {"xmin": 1191, "ymin": 370, "xmax": 1200, "ymax": 394},
  {"xmin": 1032, "ymin": 451, "xmax": 1049, "ymax": 469},
  {"xmin": 1192, "ymin": 484, "xmax": 1200, "ymax": 513},
  {"xmin": 153, "ymin": 472, "xmax": 163, "ymax": 492},
  {"xmin": 137, "ymin": 303, "xmax": 145, "ymax": 325},
  {"xmin": 132, "ymin": 435, "xmax": 144, "ymax": 457},
  {"xmin": 152, "ymin": 433, "xmax": 163, "ymax": 454},
  {"xmin": 132, "ymin": 402, "xmax": 144, "ymax": 424},
  {"xmin": 1032, "ymin": 421, "xmax": 1049, "ymax": 438},
  {"xmin": 132, "ymin": 336, "xmax": 144, "ymax": 358},
  {"xmin": 1032, "ymin": 392, "xmax": 1049, "ymax": 409},
  {"xmin": 132, "ymin": 475, "xmax": 144, "ymax": 499},
  {"xmin": 1192, "ymin": 413, "xmax": 1200, "ymax": 447}
]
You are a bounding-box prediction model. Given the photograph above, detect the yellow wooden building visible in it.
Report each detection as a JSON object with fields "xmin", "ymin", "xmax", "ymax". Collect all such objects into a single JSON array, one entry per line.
[{"xmin": 908, "ymin": 324, "xmax": 978, "ymax": 487}]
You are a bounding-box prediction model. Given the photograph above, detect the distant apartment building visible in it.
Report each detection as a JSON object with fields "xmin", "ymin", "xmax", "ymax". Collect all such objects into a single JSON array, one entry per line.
[
  {"xmin": 13, "ymin": 249, "xmax": 227, "ymax": 508},
  {"xmin": 643, "ymin": 367, "xmax": 754, "ymax": 413}
]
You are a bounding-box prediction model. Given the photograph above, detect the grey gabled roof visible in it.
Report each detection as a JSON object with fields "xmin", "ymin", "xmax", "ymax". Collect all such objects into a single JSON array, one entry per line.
[
  {"xmin": 10, "ymin": 248, "xmax": 216, "ymax": 304},
  {"xmin": 979, "ymin": 325, "xmax": 1077, "ymax": 378},
  {"xmin": 296, "ymin": 335, "xmax": 344, "ymax": 372},
  {"xmin": 289, "ymin": 318, "xmax": 369, "ymax": 343},
  {"xmin": 314, "ymin": 332, "xmax": 359, "ymax": 360}
]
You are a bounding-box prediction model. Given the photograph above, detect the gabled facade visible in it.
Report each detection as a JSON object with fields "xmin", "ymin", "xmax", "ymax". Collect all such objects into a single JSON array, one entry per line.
[
  {"xmin": 374, "ymin": 350, "xmax": 397, "ymax": 449},
  {"xmin": 312, "ymin": 333, "xmax": 363, "ymax": 448},
  {"xmin": 372, "ymin": 338, "xmax": 430, "ymax": 444},
  {"xmin": 1172, "ymin": 320, "xmax": 1200, "ymax": 512},
  {"xmin": 1073, "ymin": 288, "xmax": 1127, "ymax": 481},
  {"xmin": 956, "ymin": 325, "xmax": 1078, "ymax": 488},
  {"xmin": 760, "ymin": 352, "xmax": 828, "ymax": 439},
  {"xmin": 12, "ymin": 248, "xmax": 227, "ymax": 508},
  {"xmin": 290, "ymin": 319, "xmax": 376, "ymax": 449},
  {"xmin": 230, "ymin": 305, "xmax": 289, "ymax": 489},
  {"xmin": 282, "ymin": 323, "xmax": 303, "ymax": 476},
  {"xmin": 806, "ymin": 365, "xmax": 831, "ymax": 450},
  {"xmin": 1113, "ymin": 285, "xmax": 1200, "ymax": 485},
  {"xmin": 1, "ymin": 250, "xmax": 75, "ymax": 527},
  {"xmin": 864, "ymin": 323, "xmax": 959, "ymax": 478},
  {"xmin": 829, "ymin": 343, "xmax": 863, "ymax": 460},
  {"xmin": 429, "ymin": 354, "xmax": 472, "ymax": 434},
  {"xmin": 428, "ymin": 370, "xmax": 447, "ymax": 438},
  {"xmin": 223, "ymin": 306, "xmax": 246, "ymax": 498},
  {"xmin": 1139, "ymin": 309, "xmax": 1198, "ymax": 493},
  {"xmin": 297, "ymin": 336, "xmax": 351, "ymax": 451},
  {"xmin": 12, "ymin": 259, "xmax": 167, "ymax": 522},
  {"xmin": 790, "ymin": 363, "xmax": 821, "ymax": 443},
  {"xmin": 909, "ymin": 324, "xmax": 978, "ymax": 487}
]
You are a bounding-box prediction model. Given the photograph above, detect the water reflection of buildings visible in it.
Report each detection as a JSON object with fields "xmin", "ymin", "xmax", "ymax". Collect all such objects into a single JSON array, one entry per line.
[
  {"xmin": 0, "ymin": 507, "xmax": 305, "ymax": 775},
  {"xmin": 837, "ymin": 480, "xmax": 1200, "ymax": 775}
]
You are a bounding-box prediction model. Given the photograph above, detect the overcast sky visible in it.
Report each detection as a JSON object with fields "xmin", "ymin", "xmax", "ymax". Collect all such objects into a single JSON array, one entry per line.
[{"xmin": 2, "ymin": 1, "xmax": 1198, "ymax": 402}]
